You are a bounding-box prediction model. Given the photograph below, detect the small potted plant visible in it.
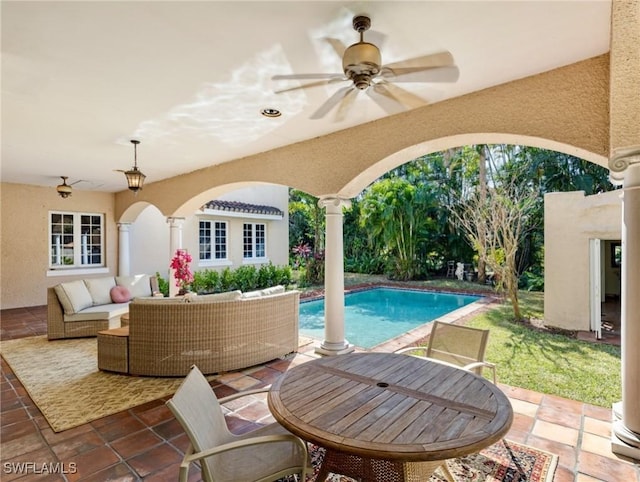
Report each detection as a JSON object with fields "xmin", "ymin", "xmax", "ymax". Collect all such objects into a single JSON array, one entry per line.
[{"xmin": 170, "ymin": 249, "xmax": 194, "ymax": 295}]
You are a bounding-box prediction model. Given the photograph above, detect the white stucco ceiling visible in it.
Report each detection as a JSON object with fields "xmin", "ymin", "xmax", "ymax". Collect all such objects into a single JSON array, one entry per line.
[{"xmin": 1, "ymin": 1, "xmax": 611, "ymax": 192}]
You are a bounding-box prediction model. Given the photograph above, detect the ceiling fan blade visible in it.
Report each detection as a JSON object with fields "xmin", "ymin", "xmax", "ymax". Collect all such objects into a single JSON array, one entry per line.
[
  {"xmin": 273, "ymin": 73, "xmax": 344, "ymax": 81},
  {"xmin": 372, "ymin": 81, "xmax": 427, "ymax": 110},
  {"xmin": 381, "ymin": 65, "xmax": 460, "ymax": 83},
  {"xmin": 274, "ymin": 77, "xmax": 346, "ymax": 94},
  {"xmin": 366, "ymin": 88, "xmax": 403, "ymax": 116},
  {"xmin": 334, "ymin": 88, "xmax": 359, "ymax": 122},
  {"xmin": 310, "ymin": 86, "xmax": 355, "ymax": 120},
  {"xmin": 324, "ymin": 37, "xmax": 347, "ymax": 59},
  {"xmin": 384, "ymin": 51, "xmax": 454, "ymax": 71}
]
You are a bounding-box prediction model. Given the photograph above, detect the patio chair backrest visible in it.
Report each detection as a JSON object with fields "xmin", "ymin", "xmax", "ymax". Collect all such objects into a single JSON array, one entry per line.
[
  {"xmin": 427, "ymin": 321, "xmax": 490, "ymax": 373},
  {"xmin": 166, "ymin": 365, "xmax": 233, "ymax": 481}
]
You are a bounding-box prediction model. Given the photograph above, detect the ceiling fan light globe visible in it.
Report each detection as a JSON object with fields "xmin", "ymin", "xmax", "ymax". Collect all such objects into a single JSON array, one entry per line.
[{"xmin": 343, "ymin": 42, "xmax": 381, "ymax": 75}]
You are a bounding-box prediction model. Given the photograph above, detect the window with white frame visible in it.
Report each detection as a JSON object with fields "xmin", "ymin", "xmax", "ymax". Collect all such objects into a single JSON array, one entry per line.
[
  {"xmin": 199, "ymin": 220, "xmax": 227, "ymax": 261},
  {"xmin": 49, "ymin": 212, "xmax": 104, "ymax": 268},
  {"xmin": 243, "ymin": 222, "xmax": 266, "ymax": 260}
]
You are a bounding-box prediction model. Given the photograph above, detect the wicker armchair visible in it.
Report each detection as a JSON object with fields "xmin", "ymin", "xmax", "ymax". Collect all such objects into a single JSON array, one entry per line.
[
  {"xmin": 166, "ymin": 365, "xmax": 310, "ymax": 482},
  {"xmin": 395, "ymin": 320, "xmax": 497, "ymax": 383}
]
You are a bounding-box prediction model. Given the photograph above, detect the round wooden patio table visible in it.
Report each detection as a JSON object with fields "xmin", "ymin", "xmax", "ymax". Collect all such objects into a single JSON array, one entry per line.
[{"xmin": 268, "ymin": 352, "xmax": 513, "ymax": 482}]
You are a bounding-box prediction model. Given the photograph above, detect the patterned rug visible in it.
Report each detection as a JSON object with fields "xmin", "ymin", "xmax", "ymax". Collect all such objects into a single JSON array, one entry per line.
[
  {"xmin": 0, "ymin": 335, "xmax": 307, "ymax": 433},
  {"xmin": 283, "ymin": 440, "xmax": 557, "ymax": 482}
]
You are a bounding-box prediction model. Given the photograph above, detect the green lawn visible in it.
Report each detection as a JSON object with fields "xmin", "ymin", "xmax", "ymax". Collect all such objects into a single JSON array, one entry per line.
[{"xmin": 465, "ymin": 291, "xmax": 621, "ymax": 408}]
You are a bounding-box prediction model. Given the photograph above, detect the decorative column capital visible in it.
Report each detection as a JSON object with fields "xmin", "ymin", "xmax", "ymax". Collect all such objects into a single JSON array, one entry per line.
[
  {"xmin": 166, "ymin": 217, "xmax": 186, "ymax": 226},
  {"xmin": 117, "ymin": 222, "xmax": 131, "ymax": 231},
  {"xmin": 609, "ymin": 146, "xmax": 640, "ymax": 179},
  {"xmin": 318, "ymin": 196, "xmax": 351, "ymax": 212}
]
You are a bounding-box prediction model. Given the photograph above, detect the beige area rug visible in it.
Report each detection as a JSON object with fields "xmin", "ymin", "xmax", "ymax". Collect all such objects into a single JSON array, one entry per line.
[{"xmin": 0, "ymin": 335, "xmax": 308, "ymax": 433}]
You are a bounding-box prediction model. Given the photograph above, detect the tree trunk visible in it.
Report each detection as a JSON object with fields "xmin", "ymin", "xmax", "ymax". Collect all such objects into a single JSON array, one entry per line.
[{"xmin": 477, "ymin": 145, "xmax": 487, "ymax": 284}]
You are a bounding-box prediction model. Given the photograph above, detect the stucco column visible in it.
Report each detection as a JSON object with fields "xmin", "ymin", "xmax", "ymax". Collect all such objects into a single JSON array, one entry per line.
[
  {"xmin": 315, "ymin": 197, "xmax": 354, "ymax": 356},
  {"xmin": 117, "ymin": 223, "xmax": 131, "ymax": 276},
  {"xmin": 612, "ymin": 164, "xmax": 640, "ymax": 458},
  {"xmin": 167, "ymin": 217, "xmax": 185, "ymax": 297}
]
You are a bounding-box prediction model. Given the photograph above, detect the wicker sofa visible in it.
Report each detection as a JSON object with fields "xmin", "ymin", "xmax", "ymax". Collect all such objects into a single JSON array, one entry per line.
[
  {"xmin": 47, "ymin": 274, "xmax": 158, "ymax": 340},
  {"xmin": 97, "ymin": 287, "xmax": 300, "ymax": 377}
]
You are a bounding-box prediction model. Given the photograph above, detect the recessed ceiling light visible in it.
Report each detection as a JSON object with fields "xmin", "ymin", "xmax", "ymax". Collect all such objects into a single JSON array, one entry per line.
[{"xmin": 261, "ymin": 108, "xmax": 281, "ymax": 118}]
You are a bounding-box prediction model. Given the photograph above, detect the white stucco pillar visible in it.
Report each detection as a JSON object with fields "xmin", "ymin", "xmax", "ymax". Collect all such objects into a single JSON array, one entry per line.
[
  {"xmin": 613, "ymin": 163, "xmax": 640, "ymax": 459},
  {"xmin": 167, "ymin": 217, "xmax": 185, "ymax": 297},
  {"xmin": 315, "ymin": 197, "xmax": 354, "ymax": 356},
  {"xmin": 117, "ymin": 223, "xmax": 131, "ymax": 276}
]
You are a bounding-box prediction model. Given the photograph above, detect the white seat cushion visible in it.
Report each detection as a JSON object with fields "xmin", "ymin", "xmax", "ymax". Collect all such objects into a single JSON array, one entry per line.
[
  {"xmin": 84, "ymin": 276, "xmax": 116, "ymax": 305},
  {"xmin": 116, "ymin": 274, "xmax": 152, "ymax": 298},
  {"xmin": 54, "ymin": 280, "xmax": 94, "ymax": 315}
]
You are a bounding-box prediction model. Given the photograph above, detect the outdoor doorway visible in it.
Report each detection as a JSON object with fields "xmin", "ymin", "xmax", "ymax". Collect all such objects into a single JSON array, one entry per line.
[{"xmin": 590, "ymin": 239, "xmax": 621, "ymax": 340}]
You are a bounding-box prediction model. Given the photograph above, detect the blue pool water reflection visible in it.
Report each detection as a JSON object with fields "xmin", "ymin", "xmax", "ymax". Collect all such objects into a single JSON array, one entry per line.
[{"xmin": 299, "ymin": 288, "xmax": 480, "ymax": 349}]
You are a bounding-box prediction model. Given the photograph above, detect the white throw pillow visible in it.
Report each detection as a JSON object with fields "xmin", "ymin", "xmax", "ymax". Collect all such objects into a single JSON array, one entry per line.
[
  {"xmin": 54, "ymin": 280, "xmax": 94, "ymax": 315},
  {"xmin": 191, "ymin": 291, "xmax": 242, "ymax": 303},
  {"xmin": 241, "ymin": 289, "xmax": 263, "ymax": 299},
  {"xmin": 261, "ymin": 285, "xmax": 285, "ymax": 296},
  {"xmin": 84, "ymin": 276, "xmax": 116, "ymax": 305},
  {"xmin": 116, "ymin": 274, "xmax": 152, "ymax": 298}
]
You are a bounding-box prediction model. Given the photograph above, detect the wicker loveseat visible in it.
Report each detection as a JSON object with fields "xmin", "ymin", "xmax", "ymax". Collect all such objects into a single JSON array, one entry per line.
[
  {"xmin": 97, "ymin": 287, "xmax": 300, "ymax": 377},
  {"xmin": 47, "ymin": 274, "xmax": 158, "ymax": 340}
]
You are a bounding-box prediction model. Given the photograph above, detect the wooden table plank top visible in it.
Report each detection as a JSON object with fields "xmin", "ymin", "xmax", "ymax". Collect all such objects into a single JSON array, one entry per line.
[{"xmin": 268, "ymin": 352, "xmax": 513, "ymax": 462}]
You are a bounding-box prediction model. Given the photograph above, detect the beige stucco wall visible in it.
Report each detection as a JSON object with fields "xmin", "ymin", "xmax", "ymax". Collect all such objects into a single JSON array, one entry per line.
[
  {"xmin": 544, "ymin": 190, "xmax": 622, "ymax": 331},
  {"xmin": 0, "ymin": 183, "xmax": 117, "ymax": 309}
]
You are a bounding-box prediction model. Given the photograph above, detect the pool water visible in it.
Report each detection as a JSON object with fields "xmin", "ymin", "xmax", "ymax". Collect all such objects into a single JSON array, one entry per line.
[{"xmin": 299, "ymin": 287, "xmax": 480, "ymax": 349}]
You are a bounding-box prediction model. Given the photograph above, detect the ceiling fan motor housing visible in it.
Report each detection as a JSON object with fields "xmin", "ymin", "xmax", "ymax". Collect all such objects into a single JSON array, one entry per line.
[{"xmin": 343, "ymin": 42, "xmax": 381, "ymax": 89}]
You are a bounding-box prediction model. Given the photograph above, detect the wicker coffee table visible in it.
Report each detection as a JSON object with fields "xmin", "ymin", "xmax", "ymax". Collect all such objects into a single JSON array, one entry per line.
[{"xmin": 268, "ymin": 352, "xmax": 513, "ymax": 482}]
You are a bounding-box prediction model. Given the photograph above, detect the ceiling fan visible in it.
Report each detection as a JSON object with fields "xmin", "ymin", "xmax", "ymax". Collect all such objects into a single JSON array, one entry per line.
[
  {"xmin": 55, "ymin": 176, "xmax": 83, "ymax": 198},
  {"xmin": 273, "ymin": 15, "xmax": 459, "ymax": 121}
]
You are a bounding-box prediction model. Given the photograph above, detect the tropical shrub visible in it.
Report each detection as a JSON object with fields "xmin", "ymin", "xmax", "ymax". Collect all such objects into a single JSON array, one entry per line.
[{"xmin": 157, "ymin": 264, "xmax": 292, "ymax": 295}]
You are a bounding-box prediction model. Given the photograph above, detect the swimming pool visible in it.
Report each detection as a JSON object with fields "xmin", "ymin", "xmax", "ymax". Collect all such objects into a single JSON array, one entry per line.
[{"xmin": 299, "ymin": 287, "xmax": 481, "ymax": 349}]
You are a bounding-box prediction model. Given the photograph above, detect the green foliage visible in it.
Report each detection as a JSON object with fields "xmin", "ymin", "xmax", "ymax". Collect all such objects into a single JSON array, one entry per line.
[
  {"xmin": 288, "ymin": 189, "xmax": 324, "ymax": 254},
  {"xmin": 358, "ymin": 176, "xmax": 439, "ymax": 280},
  {"xmin": 258, "ymin": 262, "xmax": 292, "ymax": 287},
  {"xmin": 298, "ymin": 253, "xmax": 325, "ymax": 287},
  {"xmin": 191, "ymin": 269, "xmax": 221, "ymax": 294},
  {"xmin": 157, "ymin": 264, "xmax": 292, "ymax": 295},
  {"xmin": 155, "ymin": 272, "xmax": 170, "ymax": 297},
  {"xmin": 233, "ymin": 265, "xmax": 259, "ymax": 292},
  {"xmin": 344, "ymin": 251, "xmax": 386, "ymax": 274}
]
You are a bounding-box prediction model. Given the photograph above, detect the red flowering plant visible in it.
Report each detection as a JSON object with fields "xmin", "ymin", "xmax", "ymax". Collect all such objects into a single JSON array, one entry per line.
[{"xmin": 170, "ymin": 249, "xmax": 194, "ymax": 294}]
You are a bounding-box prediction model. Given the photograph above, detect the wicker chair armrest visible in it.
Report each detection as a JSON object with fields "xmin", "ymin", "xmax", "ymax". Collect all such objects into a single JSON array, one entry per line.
[
  {"xmin": 463, "ymin": 361, "xmax": 497, "ymax": 384},
  {"xmin": 178, "ymin": 434, "xmax": 308, "ymax": 482}
]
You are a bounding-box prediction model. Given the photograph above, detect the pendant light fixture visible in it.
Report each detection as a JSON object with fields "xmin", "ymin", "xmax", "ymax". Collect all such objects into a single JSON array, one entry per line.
[
  {"xmin": 124, "ymin": 139, "xmax": 146, "ymax": 193},
  {"xmin": 56, "ymin": 176, "xmax": 72, "ymax": 198}
]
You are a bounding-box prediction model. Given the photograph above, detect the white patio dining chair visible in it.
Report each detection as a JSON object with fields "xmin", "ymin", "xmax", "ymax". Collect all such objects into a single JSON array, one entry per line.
[
  {"xmin": 395, "ymin": 321, "xmax": 497, "ymax": 384},
  {"xmin": 166, "ymin": 365, "xmax": 311, "ymax": 482}
]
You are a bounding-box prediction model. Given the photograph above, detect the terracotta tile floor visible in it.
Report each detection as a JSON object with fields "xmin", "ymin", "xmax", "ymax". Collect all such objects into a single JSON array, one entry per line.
[{"xmin": 1, "ymin": 305, "xmax": 639, "ymax": 481}]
